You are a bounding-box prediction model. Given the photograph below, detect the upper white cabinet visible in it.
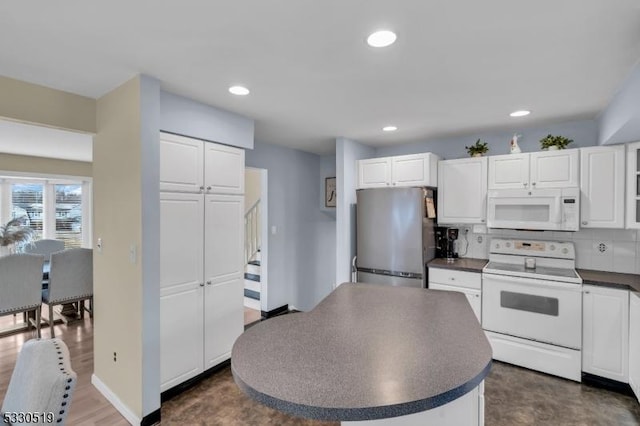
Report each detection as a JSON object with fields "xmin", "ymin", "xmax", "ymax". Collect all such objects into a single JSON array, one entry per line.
[
  {"xmin": 358, "ymin": 157, "xmax": 392, "ymax": 188},
  {"xmin": 582, "ymin": 285, "xmax": 629, "ymax": 383},
  {"xmin": 160, "ymin": 132, "xmax": 244, "ymax": 195},
  {"xmin": 626, "ymin": 141, "xmax": 640, "ymax": 229},
  {"xmin": 160, "ymin": 133, "xmax": 204, "ymax": 193},
  {"xmin": 488, "ymin": 153, "xmax": 530, "ymax": 190},
  {"xmin": 357, "ymin": 153, "xmax": 439, "ymax": 189},
  {"xmin": 629, "ymin": 291, "xmax": 640, "ymax": 403},
  {"xmin": 437, "ymin": 157, "xmax": 488, "ymax": 224},
  {"xmin": 488, "ymin": 150, "xmax": 579, "ymax": 190},
  {"xmin": 580, "ymin": 145, "xmax": 625, "ymax": 228}
]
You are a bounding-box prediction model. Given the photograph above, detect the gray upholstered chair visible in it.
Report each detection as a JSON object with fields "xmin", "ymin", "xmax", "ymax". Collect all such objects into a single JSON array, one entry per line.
[
  {"xmin": 23, "ymin": 239, "xmax": 65, "ymax": 261},
  {"xmin": 42, "ymin": 248, "xmax": 93, "ymax": 338},
  {"xmin": 0, "ymin": 254, "xmax": 45, "ymax": 338},
  {"xmin": 1, "ymin": 338, "xmax": 77, "ymax": 425}
]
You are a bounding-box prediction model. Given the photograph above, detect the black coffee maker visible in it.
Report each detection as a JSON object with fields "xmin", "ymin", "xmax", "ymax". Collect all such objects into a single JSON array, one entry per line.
[{"xmin": 435, "ymin": 227, "xmax": 459, "ymax": 259}]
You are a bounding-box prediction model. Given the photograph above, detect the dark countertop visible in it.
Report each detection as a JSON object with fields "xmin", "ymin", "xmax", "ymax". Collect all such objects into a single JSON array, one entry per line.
[
  {"xmin": 577, "ymin": 269, "xmax": 640, "ymax": 293},
  {"xmin": 231, "ymin": 283, "xmax": 492, "ymax": 421},
  {"xmin": 428, "ymin": 258, "xmax": 488, "ymax": 273}
]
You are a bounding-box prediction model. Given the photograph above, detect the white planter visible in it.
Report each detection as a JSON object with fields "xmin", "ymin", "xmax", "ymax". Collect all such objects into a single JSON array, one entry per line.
[{"xmin": 547, "ymin": 146, "xmax": 560, "ymax": 151}]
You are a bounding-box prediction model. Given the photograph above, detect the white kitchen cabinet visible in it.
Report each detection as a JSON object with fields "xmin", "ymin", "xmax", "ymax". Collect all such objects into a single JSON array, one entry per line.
[
  {"xmin": 530, "ymin": 149, "xmax": 579, "ymax": 189},
  {"xmin": 357, "ymin": 153, "xmax": 439, "ymax": 189},
  {"xmin": 629, "ymin": 291, "xmax": 640, "ymax": 403},
  {"xmin": 358, "ymin": 157, "xmax": 392, "ymax": 188},
  {"xmin": 488, "ymin": 150, "xmax": 578, "ymax": 190},
  {"xmin": 626, "ymin": 141, "xmax": 640, "ymax": 229},
  {"xmin": 437, "ymin": 157, "xmax": 488, "ymax": 224},
  {"xmin": 582, "ymin": 285, "xmax": 629, "ymax": 383},
  {"xmin": 160, "ymin": 135, "xmax": 244, "ymax": 392},
  {"xmin": 488, "ymin": 153, "xmax": 530, "ymax": 190},
  {"xmin": 580, "ymin": 145, "xmax": 625, "ymax": 228},
  {"xmin": 160, "ymin": 132, "xmax": 244, "ymax": 195},
  {"xmin": 428, "ymin": 268, "xmax": 482, "ymax": 322},
  {"xmin": 160, "ymin": 133, "xmax": 204, "ymax": 193}
]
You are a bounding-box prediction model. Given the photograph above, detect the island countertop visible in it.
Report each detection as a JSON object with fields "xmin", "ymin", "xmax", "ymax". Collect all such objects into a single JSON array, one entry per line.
[{"xmin": 231, "ymin": 283, "xmax": 492, "ymax": 421}]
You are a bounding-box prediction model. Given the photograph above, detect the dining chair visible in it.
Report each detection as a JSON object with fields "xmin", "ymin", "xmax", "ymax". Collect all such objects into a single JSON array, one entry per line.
[
  {"xmin": 23, "ymin": 239, "xmax": 65, "ymax": 261},
  {"xmin": 0, "ymin": 254, "xmax": 45, "ymax": 338},
  {"xmin": 1, "ymin": 338, "xmax": 77, "ymax": 426},
  {"xmin": 42, "ymin": 248, "xmax": 93, "ymax": 338}
]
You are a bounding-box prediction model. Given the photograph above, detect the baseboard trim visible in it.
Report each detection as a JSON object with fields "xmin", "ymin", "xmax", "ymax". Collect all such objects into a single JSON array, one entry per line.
[
  {"xmin": 91, "ymin": 374, "xmax": 141, "ymax": 425},
  {"xmin": 141, "ymin": 409, "xmax": 161, "ymax": 426},
  {"xmin": 161, "ymin": 360, "xmax": 231, "ymax": 402},
  {"xmin": 582, "ymin": 373, "xmax": 635, "ymax": 397},
  {"xmin": 261, "ymin": 304, "xmax": 289, "ymax": 319}
]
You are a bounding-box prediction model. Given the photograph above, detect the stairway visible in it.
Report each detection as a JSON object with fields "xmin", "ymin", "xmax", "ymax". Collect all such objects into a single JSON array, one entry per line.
[{"xmin": 244, "ymin": 250, "xmax": 261, "ymax": 311}]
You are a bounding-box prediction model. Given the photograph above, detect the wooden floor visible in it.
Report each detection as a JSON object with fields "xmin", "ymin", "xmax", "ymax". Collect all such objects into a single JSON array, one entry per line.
[
  {"xmin": 243, "ymin": 307, "xmax": 261, "ymax": 325},
  {"xmin": 0, "ymin": 309, "xmax": 129, "ymax": 426}
]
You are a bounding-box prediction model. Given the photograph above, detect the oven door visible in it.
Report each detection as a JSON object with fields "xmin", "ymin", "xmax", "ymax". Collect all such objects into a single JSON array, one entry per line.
[{"xmin": 482, "ymin": 273, "xmax": 582, "ymax": 349}]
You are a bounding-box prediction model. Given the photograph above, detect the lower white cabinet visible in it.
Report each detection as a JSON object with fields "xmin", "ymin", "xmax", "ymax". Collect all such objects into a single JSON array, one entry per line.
[
  {"xmin": 629, "ymin": 291, "xmax": 640, "ymax": 403},
  {"xmin": 160, "ymin": 191, "xmax": 244, "ymax": 392},
  {"xmin": 582, "ymin": 285, "xmax": 629, "ymax": 383},
  {"xmin": 428, "ymin": 268, "xmax": 482, "ymax": 322}
]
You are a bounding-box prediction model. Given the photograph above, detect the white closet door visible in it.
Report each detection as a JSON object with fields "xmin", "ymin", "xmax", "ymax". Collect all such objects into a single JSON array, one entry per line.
[
  {"xmin": 204, "ymin": 276, "xmax": 244, "ymax": 368},
  {"xmin": 204, "ymin": 143, "xmax": 245, "ymax": 194},
  {"xmin": 204, "ymin": 194, "xmax": 244, "ymax": 284},
  {"xmin": 203, "ymin": 194, "xmax": 244, "ymax": 367},
  {"xmin": 160, "ymin": 192, "xmax": 204, "ymax": 391},
  {"xmin": 160, "ymin": 133, "xmax": 204, "ymax": 193}
]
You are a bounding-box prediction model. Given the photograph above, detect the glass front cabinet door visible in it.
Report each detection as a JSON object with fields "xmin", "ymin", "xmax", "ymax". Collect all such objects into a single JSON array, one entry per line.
[{"xmin": 627, "ymin": 141, "xmax": 640, "ymax": 229}]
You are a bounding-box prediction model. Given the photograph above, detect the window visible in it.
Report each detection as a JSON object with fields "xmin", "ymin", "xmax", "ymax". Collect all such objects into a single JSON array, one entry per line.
[
  {"xmin": 11, "ymin": 183, "xmax": 44, "ymax": 240},
  {"xmin": 1, "ymin": 176, "xmax": 91, "ymax": 249},
  {"xmin": 55, "ymin": 184, "xmax": 83, "ymax": 248}
]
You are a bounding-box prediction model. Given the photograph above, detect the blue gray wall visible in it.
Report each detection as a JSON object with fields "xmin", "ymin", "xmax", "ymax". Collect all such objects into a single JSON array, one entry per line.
[
  {"xmin": 375, "ymin": 118, "xmax": 599, "ymax": 160},
  {"xmin": 246, "ymin": 141, "xmax": 335, "ymax": 312},
  {"xmin": 599, "ymin": 61, "xmax": 640, "ymax": 145},
  {"xmin": 160, "ymin": 90, "xmax": 254, "ymax": 149},
  {"xmin": 336, "ymin": 138, "xmax": 375, "ymax": 284}
]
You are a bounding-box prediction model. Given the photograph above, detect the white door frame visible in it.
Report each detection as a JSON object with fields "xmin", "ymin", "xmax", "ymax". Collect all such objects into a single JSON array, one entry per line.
[{"xmin": 246, "ymin": 167, "xmax": 268, "ymax": 312}]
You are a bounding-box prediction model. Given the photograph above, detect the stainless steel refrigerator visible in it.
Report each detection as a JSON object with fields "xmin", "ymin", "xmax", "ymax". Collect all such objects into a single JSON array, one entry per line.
[{"xmin": 356, "ymin": 187, "xmax": 436, "ymax": 288}]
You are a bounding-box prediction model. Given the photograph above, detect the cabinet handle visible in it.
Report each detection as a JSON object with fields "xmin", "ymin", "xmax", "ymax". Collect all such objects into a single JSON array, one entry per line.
[
  {"xmin": 584, "ymin": 290, "xmax": 590, "ymax": 294},
  {"xmin": 532, "ymin": 182, "xmax": 536, "ymax": 186},
  {"xmin": 386, "ymin": 182, "xmax": 390, "ymax": 186},
  {"xmin": 582, "ymin": 221, "xmax": 588, "ymax": 226},
  {"xmin": 206, "ymin": 280, "xmax": 212, "ymax": 285},
  {"xmin": 523, "ymin": 183, "xmax": 527, "ymax": 187},
  {"xmin": 475, "ymin": 294, "xmax": 480, "ymax": 298},
  {"xmin": 206, "ymin": 186, "xmax": 212, "ymax": 191},
  {"xmin": 392, "ymin": 182, "xmax": 397, "ymax": 186},
  {"xmin": 450, "ymin": 277, "xmax": 455, "ymax": 281},
  {"xmin": 199, "ymin": 282, "xmax": 204, "ymax": 287},
  {"xmin": 199, "ymin": 186, "xmax": 205, "ymax": 192},
  {"xmin": 481, "ymin": 219, "xmax": 485, "ymax": 223}
]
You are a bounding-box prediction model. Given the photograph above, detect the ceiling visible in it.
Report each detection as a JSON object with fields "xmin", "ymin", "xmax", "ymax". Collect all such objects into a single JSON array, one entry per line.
[{"xmin": 0, "ymin": 1, "xmax": 639, "ymax": 156}]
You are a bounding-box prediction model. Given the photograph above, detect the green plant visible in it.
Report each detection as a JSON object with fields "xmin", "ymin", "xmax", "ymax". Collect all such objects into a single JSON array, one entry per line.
[
  {"xmin": 0, "ymin": 217, "xmax": 35, "ymax": 247},
  {"xmin": 465, "ymin": 139, "xmax": 489, "ymax": 156},
  {"xmin": 539, "ymin": 134, "xmax": 573, "ymax": 150}
]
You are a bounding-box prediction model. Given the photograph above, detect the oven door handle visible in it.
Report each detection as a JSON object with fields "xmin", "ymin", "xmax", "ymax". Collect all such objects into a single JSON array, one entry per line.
[{"xmin": 482, "ymin": 273, "xmax": 582, "ymax": 291}]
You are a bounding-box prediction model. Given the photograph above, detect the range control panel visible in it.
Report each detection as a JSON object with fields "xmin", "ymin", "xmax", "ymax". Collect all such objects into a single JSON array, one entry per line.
[{"xmin": 489, "ymin": 238, "xmax": 575, "ymax": 259}]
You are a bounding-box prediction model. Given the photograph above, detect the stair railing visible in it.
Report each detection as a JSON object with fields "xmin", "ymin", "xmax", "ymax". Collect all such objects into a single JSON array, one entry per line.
[{"xmin": 244, "ymin": 199, "xmax": 261, "ymax": 264}]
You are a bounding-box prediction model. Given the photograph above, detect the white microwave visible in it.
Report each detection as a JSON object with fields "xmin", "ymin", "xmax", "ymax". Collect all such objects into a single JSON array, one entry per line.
[{"xmin": 487, "ymin": 188, "xmax": 579, "ymax": 231}]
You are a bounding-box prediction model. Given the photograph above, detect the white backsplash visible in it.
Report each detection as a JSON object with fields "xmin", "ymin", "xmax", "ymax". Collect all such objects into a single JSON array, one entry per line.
[{"xmin": 454, "ymin": 227, "xmax": 640, "ymax": 274}]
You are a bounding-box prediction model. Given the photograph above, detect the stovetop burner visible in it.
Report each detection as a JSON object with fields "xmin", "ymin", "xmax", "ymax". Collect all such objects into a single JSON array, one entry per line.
[{"xmin": 483, "ymin": 238, "xmax": 582, "ymax": 284}]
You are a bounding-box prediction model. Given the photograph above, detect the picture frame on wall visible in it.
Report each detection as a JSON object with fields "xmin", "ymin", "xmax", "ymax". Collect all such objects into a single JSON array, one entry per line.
[{"xmin": 325, "ymin": 177, "xmax": 336, "ymax": 208}]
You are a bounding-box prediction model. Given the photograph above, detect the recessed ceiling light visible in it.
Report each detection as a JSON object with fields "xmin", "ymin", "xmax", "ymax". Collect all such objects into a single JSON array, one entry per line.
[
  {"xmin": 229, "ymin": 85, "xmax": 250, "ymax": 96},
  {"xmin": 383, "ymin": 126, "xmax": 398, "ymax": 132},
  {"xmin": 367, "ymin": 30, "xmax": 397, "ymax": 48},
  {"xmin": 510, "ymin": 110, "xmax": 531, "ymax": 117}
]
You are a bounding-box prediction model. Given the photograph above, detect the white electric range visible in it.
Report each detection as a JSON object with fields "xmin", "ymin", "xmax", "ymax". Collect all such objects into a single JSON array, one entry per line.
[{"xmin": 482, "ymin": 238, "xmax": 583, "ymax": 382}]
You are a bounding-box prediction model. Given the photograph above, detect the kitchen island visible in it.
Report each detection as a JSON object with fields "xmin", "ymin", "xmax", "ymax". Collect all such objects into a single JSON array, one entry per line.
[{"xmin": 232, "ymin": 283, "xmax": 492, "ymax": 425}]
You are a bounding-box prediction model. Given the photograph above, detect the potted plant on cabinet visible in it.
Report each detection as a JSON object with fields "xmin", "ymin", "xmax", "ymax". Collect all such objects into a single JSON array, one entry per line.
[
  {"xmin": 539, "ymin": 134, "xmax": 573, "ymax": 151},
  {"xmin": 465, "ymin": 139, "xmax": 489, "ymax": 157}
]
